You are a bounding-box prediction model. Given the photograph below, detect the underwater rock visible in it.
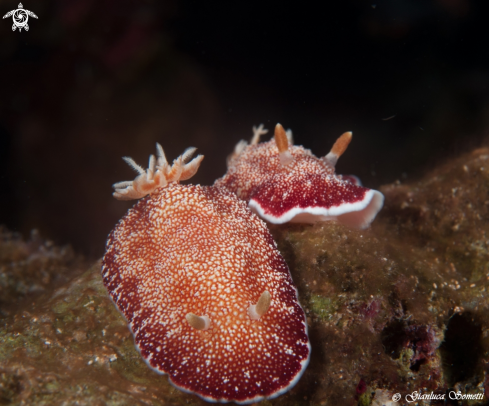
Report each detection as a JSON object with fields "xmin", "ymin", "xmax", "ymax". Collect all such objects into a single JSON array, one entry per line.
[
  {"xmin": 0, "ymin": 263, "xmax": 204, "ymax": 406},
  {"xmin": 380, "ymin": 147, "xmax": 489, "ymax": 283},
  {"xmin": 0, "ymin": 227, "xmax": 84, "ymax": 319},
  {"xmin": 1, "ymin": 147, "xmax": 489, "ymax": 405}
]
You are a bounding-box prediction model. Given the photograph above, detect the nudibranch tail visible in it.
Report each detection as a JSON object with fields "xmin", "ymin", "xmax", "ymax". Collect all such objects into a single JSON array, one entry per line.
[
  {"xmin": 274, "ymin": 123, "xmax": 294, "ymax": 166},
  {"xmin": 113, "ymin": 144, "xmax": 204, "ymax": 200},
  {"xmin": 323, "ymin": 131, "xmax": 352, "ymax": 167}
]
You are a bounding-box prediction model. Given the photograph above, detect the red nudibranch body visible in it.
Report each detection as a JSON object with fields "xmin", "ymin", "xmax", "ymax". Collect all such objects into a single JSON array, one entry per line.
[
  {"xmin": 102, "ymin": 144, "xmax": 310, "ymax": 403},
  {"xmin": 214, "ymin": 124, "xmax": 384, "ymax": 229}
]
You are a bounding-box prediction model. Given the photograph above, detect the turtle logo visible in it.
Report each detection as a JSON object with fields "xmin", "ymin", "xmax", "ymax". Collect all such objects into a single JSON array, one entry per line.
[{"xmin": 3, "ymin": 3, "xmax": 38, "ymax": 32}]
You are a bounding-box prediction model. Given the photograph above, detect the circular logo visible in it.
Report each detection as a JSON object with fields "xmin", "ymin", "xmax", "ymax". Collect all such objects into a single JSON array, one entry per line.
[
  {"xmin": 392, "ymin": 393, "xmax": 402, "ymax": 402},
  {"xmin": 3, "ymin": 3, "xmax": 38, "ymax": 32},
  {"xmin": 13, "ymin": 9, "xmax": 28, "ymax": 28}
]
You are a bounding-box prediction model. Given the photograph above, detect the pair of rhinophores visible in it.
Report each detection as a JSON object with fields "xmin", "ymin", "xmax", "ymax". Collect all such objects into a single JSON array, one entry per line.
[{"xmin": 101, "ymin": 124, "xmax": 384, "ymax": 404}]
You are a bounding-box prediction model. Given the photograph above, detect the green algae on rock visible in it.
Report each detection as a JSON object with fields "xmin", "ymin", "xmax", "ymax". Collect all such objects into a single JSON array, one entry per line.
[{"xmin": 0, "ymin": 263, "xmax": 204, "ymax": 406}]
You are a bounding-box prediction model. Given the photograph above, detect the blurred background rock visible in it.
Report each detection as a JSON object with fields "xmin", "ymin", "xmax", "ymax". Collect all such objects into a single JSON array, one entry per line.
[{"xmin": 0, "ymin": 0, "xmax": 488, "ymax": 258}]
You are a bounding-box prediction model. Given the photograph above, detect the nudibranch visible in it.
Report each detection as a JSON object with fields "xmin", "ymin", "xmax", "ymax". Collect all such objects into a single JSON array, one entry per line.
[
  {"xmin": 102, "ymin": 144, "xmax": 310, "ymax": 403},
  {"xmin": 214, "ymin": 124, "xmax": 384, "ymax": 229}
]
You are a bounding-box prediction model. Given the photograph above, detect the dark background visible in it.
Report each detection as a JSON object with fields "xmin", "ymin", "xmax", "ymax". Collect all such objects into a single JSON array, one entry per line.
[{"xmin": 1, "ymin": 0, "xmax": 488, "ymax": 258}]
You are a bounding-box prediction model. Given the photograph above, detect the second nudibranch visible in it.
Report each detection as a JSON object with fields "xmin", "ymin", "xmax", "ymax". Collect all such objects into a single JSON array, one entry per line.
[{"xmin": 214, "ymin": 124, "xmax": 384, "ymax": 229}]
